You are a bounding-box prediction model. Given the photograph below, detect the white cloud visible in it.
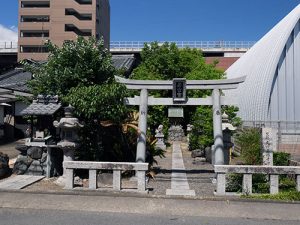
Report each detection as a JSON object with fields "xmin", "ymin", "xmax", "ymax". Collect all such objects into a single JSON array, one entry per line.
[
  {"xmin": 0, "ymin": 24, "xmax": 18, "ymax": 42},
  {"xmin": 9, "ymin": 25, "xmax": 18, "ymax": 33}
]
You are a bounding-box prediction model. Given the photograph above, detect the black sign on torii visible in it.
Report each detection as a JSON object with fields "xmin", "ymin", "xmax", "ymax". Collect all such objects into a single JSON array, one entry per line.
[{"xmin": 173, "ymin": 78, "xmax": 186, "ymax": 102}]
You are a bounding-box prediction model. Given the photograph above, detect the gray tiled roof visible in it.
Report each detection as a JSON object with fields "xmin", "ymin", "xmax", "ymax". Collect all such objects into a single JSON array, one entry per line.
[
  {"xmin": 20, "ymin": 95, "xmax": 61, "ymax": 116},
  {"xmin": 0, "ymin": 55, "xmax": 136, "ymax": 95},
  {"xmin": 0, "ymin": 69, "xmax": 31, "ymax": 92},
  {"xmin": 112, "ymin": 54, "xmax": 135, "ymax": 71}
]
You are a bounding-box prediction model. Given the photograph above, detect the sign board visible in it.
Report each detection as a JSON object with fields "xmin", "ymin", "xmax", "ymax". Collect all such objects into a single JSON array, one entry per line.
[
  {"xmin": 173, "ymin": 78, "xmax": 186, "ymax": 102},
  {"xmin": 168, "ymin": 107, "xmax": 184, "ymax": 118}
]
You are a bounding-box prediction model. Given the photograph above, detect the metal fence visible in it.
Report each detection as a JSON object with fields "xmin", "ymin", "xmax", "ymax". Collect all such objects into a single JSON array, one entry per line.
[
  {"xmin": 0, "ymin": 41, "xmax": 256, "ymax": 51},
  {"xmin": 239, "ymin": 121, "xmax": 300, "ymax": 156},
  {"xmin": 110, "ymin": 41, "xmax": 256, "ymax": 50},
  {"xmin": 0, "ymin": 42, "xmax": 17, "ymax": 49}
]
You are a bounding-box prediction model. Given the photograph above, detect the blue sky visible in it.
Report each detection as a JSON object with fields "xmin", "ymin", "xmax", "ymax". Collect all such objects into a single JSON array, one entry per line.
[{"xmin": 0, "ymin": 0, "xmax": 300, "ymax": 42}]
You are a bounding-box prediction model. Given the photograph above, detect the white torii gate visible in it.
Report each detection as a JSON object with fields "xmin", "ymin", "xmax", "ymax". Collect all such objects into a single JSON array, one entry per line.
[{"xmin": 115, "ymin": 76, "xmax": 245, "ymax": 165}]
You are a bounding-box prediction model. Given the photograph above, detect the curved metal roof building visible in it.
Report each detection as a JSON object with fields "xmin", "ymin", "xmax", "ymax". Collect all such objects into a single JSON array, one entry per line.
[{"xmin": 226, "ymin": 4, "xmax": 300, "ymax": 122}]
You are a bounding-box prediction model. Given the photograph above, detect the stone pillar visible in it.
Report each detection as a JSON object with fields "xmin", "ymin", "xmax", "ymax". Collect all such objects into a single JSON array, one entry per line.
[
  {"xmin": 212, "ymin": 89, "xmax": 224, "ymax": 165},
  {"xmin": 262, "ymin": 128, "xmax": 273, "ymax": 166},
  {"xmin": 136, "ymin": 89, "xmax": 148, "ymax": 163},
  {"xmin": 46, "ymin": 147, "xmax": 52, "ymax": 178}
]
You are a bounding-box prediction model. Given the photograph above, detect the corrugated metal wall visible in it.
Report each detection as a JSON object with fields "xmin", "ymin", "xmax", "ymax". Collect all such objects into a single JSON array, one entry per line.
[{"xmin": 269, "ymin": 21, "xmax": 300, "ymax": 121}]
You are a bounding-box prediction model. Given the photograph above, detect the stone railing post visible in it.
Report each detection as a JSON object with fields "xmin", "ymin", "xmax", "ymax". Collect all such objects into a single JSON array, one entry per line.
[
  {"xmin": 216, "ymin": 173, "xmax": 226, "ymax": 195},
  {"xmin": 89, "ymin": 169, "xmax": 97, "ymax": 189},
  {"xmin": 242, "ymin": 174, "xmax": 252, "ymax": 194},
  {"xmin": 270, "ymin": 174, "xmax": 279, "ymax": 194},
  {"xmin": 65, "ymin": 168, "xmax": 74, "ymax": 189},
  {"xmin": 137, "ymin": 170, "xmax": 146, "ymax": 192},
  {"xmin": 113, "ymin": 170, "xmax": 121, "ymax": 191}
]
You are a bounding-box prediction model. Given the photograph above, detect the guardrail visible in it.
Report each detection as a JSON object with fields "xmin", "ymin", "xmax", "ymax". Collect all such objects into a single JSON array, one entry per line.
[
  {"xmin": 63, "ymin": 161, "xmax": 149, "ymax": 192},
  {"xmin": 110, "ymin": 41, "xmax": 256, "ymax": 50},
  {"xmin": 214, "ymin": 165, "xmax": 300, "ymax": 196},
  {"xmin": 0, "ymin": 42, "xmax": 18, "ymax": 49},
  {"xmin": 0, "ymin": 41, "xmax": 256, "ymax": 51}
]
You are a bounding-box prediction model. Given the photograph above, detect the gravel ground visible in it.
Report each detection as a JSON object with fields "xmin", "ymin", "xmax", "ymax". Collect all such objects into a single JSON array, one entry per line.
[
  {"xmin": 0, "ymin": 139, "xmax": 24, "ymax": 160},
  {"xmin": 4, "ymin": 141, "xmax": 216, "ymax": 197}
]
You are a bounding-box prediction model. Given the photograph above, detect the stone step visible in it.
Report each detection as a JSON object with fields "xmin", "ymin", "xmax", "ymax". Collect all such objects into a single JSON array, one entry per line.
[
  {"xmin": 166, "ymin": 189, "xmax": 196, "ymax": 196},
  {"xmin": 0, "ymin": 175, "xmax": 44, "ymax": 190}
]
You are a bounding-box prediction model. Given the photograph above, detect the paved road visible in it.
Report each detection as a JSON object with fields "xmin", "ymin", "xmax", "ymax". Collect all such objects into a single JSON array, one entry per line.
[
  {"xmin": 0, "ymin": 208, "xmax": 299, "ymax": 225},
  {"xmin": 0, "ymin": 192, "xmax": 300, "ymax": 221}
]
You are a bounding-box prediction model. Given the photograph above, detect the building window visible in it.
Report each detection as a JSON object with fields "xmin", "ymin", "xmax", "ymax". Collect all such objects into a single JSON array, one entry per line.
[
  {"xmin": 21, "ymin": 15, "xmax": 50, "ymax": 23},
  {"xmin": 21, "ymin": 1, "xmax": 50, "ymax": 8},
  {"xmin": 65, "ymin": 24, "xmax": 92, "ymax": 36},
  {"xmin": 74, "ymin": 0, "xmax": 92, "ymax": 5},
  {"xmin": 20, "ymin": 45, "xmax": 48, "ymax": 53},
  {"xmin": 20, "ymin": 30, "xmax": 49, "ymax": 38},
  {"xmin": 65, "ymin": 8, "xmax": 92, "ymax": 21}
]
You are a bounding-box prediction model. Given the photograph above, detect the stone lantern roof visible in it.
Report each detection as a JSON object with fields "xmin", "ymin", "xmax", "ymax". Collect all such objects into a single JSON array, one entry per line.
[{"xmin": 222, "ymin": 112, "xmax": 236, "ymax": 131}]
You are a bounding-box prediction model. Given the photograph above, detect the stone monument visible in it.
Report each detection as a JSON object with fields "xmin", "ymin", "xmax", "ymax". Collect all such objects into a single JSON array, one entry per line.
[{"xmin": 261, "ymin": 127, "xmax": 273, "ymax": 166}]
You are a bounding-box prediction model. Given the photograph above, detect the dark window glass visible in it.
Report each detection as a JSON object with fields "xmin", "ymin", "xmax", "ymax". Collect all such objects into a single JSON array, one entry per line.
[
  {"xmin": 21, "ymin": 30, "xmax": 49, "ymax": 37},
  {"xmin": 21, "ymin": 15, "xmax": 49, "ymax": 22},
  {"xmin": 74, "ymin": 0, "xmax": 92, "ymax": 5},
  {"xmin": 65, "ymin": 24, "xmax": 92, "ymax": 36},
  {"xmin": 65, "ymin": 8, "xmax": 92, "ymax": 21},
  {"xmin": 20, "ymin": 45, "xmax": 48, "ymax": 53},
  {"xmin": 21, "ymin": 1, "xmax": 50, "ymax": 8}
]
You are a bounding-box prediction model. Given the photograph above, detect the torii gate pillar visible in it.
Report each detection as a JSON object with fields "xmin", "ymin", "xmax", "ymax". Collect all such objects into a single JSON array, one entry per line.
[
  {"xmin": 212, "ymin": 89, "xmax": 224, "ymax": 165},
  {"xmin": 136, "ymin": 89, "xmax": 148, "ymax": 162}
]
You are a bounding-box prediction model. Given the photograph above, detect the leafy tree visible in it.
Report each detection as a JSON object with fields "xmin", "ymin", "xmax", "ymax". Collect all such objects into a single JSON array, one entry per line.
[
  {"xmin": 23, "ymin": 37, "xmax": 130, "ymax": 161},
  {"xmin": 25, "ymin": 37, "xmax": 115, "ymax": 96},
  {"xmin": 131, "ymin": 42, "xmax": 229, "ymax": 149}
]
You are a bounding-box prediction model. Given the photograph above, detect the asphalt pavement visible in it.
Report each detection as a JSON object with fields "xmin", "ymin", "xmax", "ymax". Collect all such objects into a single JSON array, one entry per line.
[
  {"xmin": 0, "ymin": 208, "xmax": 299, "ymax": 225},
  {"xmin": 0, "ymin": 192, "xmax": 300, "ymax": 222}
]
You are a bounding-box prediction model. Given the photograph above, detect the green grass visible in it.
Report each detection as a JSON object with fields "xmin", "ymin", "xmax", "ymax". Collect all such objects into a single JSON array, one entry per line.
[{"xmin": 242, "ymin": 191, "xmax": 300, "ymax": 202}]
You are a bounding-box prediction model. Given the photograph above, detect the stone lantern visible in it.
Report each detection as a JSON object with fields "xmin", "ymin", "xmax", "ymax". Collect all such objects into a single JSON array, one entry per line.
[
  {"xmin": 221, "ymin": 112, "xmax": 236, "ymax": 164},
  {"xmin": 186, "ymin": 124, "xmax": 194, "ymax": 150},
  {"xmin": 53, "ymin": 105, "xmax": 84, "ymax": 176},
  {"xmin": 155, "ymin": 125, "xmax": 166, "ymax": 150}
]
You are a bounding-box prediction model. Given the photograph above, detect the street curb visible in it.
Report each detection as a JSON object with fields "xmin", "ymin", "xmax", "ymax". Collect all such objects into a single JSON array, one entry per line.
[{"xmin": 0, "ymin": 188, "xmax": 299, "ymax": 205}]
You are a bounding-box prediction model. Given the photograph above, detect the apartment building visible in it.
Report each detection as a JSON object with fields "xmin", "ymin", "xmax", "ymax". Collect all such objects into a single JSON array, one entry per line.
[{"xmin": 18, "ymin": 0, "xmax": 110, "ymax": 61}]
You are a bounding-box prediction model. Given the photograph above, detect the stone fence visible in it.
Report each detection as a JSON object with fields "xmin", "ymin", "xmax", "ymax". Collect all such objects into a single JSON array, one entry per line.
[
  {"xmin": 63, "ymin": 161, "xmax": 148, "ymax": 192},
  {"xmin": 214, "ymin": 165, "xmax": 300, "ymax": 196}
]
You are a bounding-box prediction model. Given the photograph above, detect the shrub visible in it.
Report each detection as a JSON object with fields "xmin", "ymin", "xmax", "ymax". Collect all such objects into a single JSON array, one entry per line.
[
  {"xmin": 235, "ymin": 128, "xmax": 262, "ymax": 165},
  {"xmin": 273, "ymin": 152, "xmax": 290, "ymax": 166},
  {"xmin": 226, "ymin": 174, "xmax": 242, "ymax": 192},
  {"xmin": 279, "ymin": 177, "xmax": 296, "ymax": 191},
  {"xmin": 243, "ymin": 191, "xmax": 300, "ymax": 201}
]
